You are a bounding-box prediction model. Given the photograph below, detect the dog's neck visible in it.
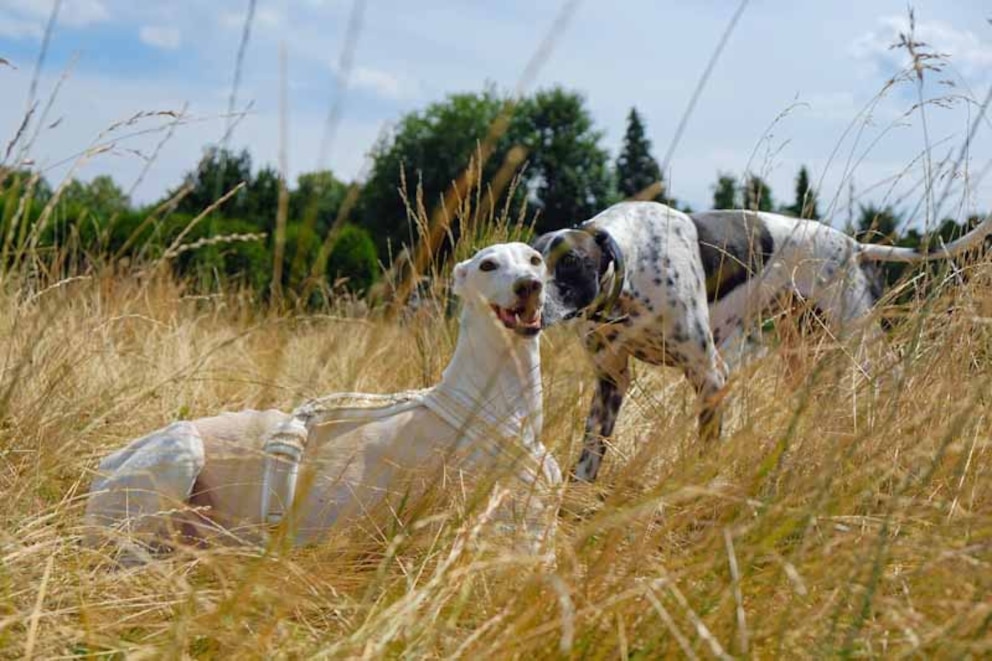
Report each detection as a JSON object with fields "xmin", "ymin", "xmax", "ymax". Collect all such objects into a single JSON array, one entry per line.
[{"xmin": 435, "ymin": 297, "xmax": 543, "ymax": 444}]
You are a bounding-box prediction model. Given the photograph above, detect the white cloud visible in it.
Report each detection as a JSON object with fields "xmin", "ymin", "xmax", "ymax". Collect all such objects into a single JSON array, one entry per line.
[
  {"xmin": 218, "ymin": 5, "xmax": 284, "ymax": 34},
  {"xmin": 850, "ymin": 15, "xmax": 992, "ymax": 80},
  {"xmin": 255, "ymin": 7, "xmax": 285, "ymax": 31},
  {"xmin": 0, "ymin": 0, "xmax": 108, "ymax": 38},
  {"xmin": 348, "ymin": 65, "xmax": 419, "ymax": 100},
  {"xmin": 139, "ymin": 24, "xmax": 181, "ymax": 50},
  {"xmin": 59, "ymin": 0, "xmax": 109, "ymax": 27},
  {"xmin": 0, "ymin": 13, "xmax": 41, "ymax": 39}
]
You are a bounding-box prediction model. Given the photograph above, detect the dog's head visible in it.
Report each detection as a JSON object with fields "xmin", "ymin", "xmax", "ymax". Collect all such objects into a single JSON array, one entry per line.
[
  {"xmin": 531, "ymin": 228, "xmax": 623, "ymax": 325},
  {"xmin": 452, "ymin": 242, "xmax": 547, "ymax": 337}
]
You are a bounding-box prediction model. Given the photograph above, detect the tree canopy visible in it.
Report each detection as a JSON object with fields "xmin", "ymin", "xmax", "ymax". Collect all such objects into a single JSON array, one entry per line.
[
  {"xmin": 3, "ymin": 85, "xmax": 986, "ymax": 309},
  {"xmin": 616, "ymin": 107, "xmax": 667, "ymax": 203}
]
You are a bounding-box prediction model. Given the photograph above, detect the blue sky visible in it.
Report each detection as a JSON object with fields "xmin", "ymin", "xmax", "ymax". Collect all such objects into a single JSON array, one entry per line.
[{"xmin": 1, "ymin": 0, "xmax": 991, "ymax": 229}]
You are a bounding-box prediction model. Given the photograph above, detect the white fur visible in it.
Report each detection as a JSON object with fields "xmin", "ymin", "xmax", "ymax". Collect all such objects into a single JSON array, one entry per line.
[{"xmin": 83, "ymin": 243, "xmax": 560, "ymax": 560}]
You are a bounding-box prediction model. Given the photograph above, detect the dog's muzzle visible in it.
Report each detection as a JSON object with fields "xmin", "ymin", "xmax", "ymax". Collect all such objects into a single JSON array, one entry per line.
[{"xmin": 491, "ymin": 277, "xmax": 543, "ymax": 335}]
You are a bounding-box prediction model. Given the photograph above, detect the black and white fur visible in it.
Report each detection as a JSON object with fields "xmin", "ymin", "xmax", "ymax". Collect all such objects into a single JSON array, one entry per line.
[{"xmin": 534, "ymin": 201, "xmax": 992, "ymax": 482}]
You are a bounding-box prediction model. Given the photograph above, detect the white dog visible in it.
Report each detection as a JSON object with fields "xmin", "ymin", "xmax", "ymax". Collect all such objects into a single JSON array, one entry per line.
[{"xmin": 83, "ymin": 242, "xmax": 561, "ymax": 559}]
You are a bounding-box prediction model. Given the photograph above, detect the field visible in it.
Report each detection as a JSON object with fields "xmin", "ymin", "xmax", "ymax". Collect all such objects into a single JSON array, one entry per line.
[
  {"xmin": 2, "ymin": 2, "xmax": 991, "ymax": 657},
  {"xmin": 1, "ymin": 247, "xmax": 990, "ymax": 658}
]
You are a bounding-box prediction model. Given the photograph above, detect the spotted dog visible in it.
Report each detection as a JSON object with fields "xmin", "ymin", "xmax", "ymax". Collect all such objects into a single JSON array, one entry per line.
[{"xmin": 534, "ymin": 201, "xmax": 992, "ymax": 481}]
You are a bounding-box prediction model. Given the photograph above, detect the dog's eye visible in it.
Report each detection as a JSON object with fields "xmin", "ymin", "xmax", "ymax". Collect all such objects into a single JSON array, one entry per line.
[
  {"xmin": 530, "ymin": 255, "xmax": 542, "ymax": 266},
  {"xmin": 479, "ymin": 259, "xmax": 499, "ymax": 272}
]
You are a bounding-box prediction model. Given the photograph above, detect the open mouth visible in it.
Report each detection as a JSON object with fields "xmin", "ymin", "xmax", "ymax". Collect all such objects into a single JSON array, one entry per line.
[{"xmin": 491, "ymin": 304, "xmax": 542, "ymax": 335}]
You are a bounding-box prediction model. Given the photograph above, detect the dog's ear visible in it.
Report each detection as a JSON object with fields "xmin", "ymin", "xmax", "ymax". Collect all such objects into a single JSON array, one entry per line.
[
  {"xmin": 451, "ymin": 261, "xmax": 469, "ymax": 296},
  {"xmin": 591, "ymin": 229, "xmax": 626, "ymax": 306},
  {"xmin": 530, "ymin": 233, "xmax": 551, "ymax": 255},
  {"xmin": 592, "ymin": 229, "xmax": 622, "ymax": 276}
]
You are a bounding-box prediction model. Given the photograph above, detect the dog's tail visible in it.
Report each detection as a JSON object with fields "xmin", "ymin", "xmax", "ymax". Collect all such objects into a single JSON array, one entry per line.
[{"xmin": 858, "ymin": 213, "xmax": 992, "ymax": 263}]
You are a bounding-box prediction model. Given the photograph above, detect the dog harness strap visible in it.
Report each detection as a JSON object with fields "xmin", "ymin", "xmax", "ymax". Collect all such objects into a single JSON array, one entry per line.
[
  {"xmin": 260, "ymin": 392, "xmax": 429, "ymax": 527},
  {"xmin": 260, "ymin": 418, "xmax": 307, "ymax": 526}
]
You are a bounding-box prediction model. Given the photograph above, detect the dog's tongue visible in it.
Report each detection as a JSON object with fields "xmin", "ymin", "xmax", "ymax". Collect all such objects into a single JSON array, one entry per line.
[{"xmin": 496, "ymin": 307, "xmax": 518, "ymax": 326}]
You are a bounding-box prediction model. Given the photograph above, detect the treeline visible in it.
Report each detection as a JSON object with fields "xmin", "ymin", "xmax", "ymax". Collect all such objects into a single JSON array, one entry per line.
[{"xmin": 0, "ymin": 85, "xmax": 986, "ymax": 301}]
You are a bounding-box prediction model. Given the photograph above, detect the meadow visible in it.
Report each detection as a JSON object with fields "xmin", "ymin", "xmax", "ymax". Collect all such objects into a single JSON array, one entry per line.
[
  {"xmin": 1, "ymin": 210, "xmax": 990, "ymax": 657},
  {"xmin": 2, "ymin": 3, "xmax": 991, "ymax": 657}
]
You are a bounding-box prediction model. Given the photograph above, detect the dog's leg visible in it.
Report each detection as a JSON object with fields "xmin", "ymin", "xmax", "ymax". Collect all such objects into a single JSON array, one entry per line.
[
  {"xmin": 691, "ymin": 362, "xmax": 728, "ymax": 444},
  {"xmin": 84, "ymin": 421, "xmax": 205, "ymax": 560},
  {"xmin": 679, "ymin": 325, "xmax": 729, "ymax": 444},
  {"xmin": 808, "ymin": 263, "xmax": 883, "ymax": 376},
  {"xmin": 572, "ymin": 345, "xmax": 630, "ymax": 482}
]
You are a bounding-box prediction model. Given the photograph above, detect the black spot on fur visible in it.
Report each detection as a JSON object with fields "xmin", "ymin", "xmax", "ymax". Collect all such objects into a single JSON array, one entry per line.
[
  {"xmin": 692, "ymin": 211, "xmax": 775, "ymax": 303},
  {"xmin": 858, "ymin": 260, "xmax": 885, "ymax": 304}
]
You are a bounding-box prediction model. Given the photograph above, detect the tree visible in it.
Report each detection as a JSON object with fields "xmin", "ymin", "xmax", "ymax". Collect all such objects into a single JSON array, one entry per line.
[
  {"xmin": 712, "ymin": 173, "xmax": 772, "ymax": 211},
  {"xmin": 712, "ymin": 173, "xmax": 738, "ymax": 209},
  {"xmin": 616, "ymin": 107, "xmax": 666, "ymax": 202},
  {"xmin": 357, "ymin": 90, "xmax": 522, "ymax": 256},
  {"xmin": 785, "ymin": 166, "xmax": 819, "ymax": 220},
  {"xmin": 61, "ymin": 175, "xmax": 130, "ymax": 219},
  {"xmin": 512, "ymin": 88, "xmax": 615, "ymax": 232},
  {"xmin": 48, "ymin": 176, "xmax": 131, "ymax": 253},
  {"xmin": 243, "ymin": 165, "xmax": 281, "ymax": 232},
  {"xmin": 327, "ymin": 224, "xmax": 379, "ymax": 293},
  {"xmin": 291, "ymin": 170, "xmax": 347, "ymax": 235},
  {"xmin": 743, "ymin": 175, "xmax": 774, "ymax": 212},
  {"xmin": 169, "ymin": 147, "xmax": 252, "ymax": 217},
  {"xmin": 358, "ymin": 86, "xmax": 615, "ymax": 251},
  {"xmin": 856, "ymin": 204, "xmax": 901, "ymax": 244}
]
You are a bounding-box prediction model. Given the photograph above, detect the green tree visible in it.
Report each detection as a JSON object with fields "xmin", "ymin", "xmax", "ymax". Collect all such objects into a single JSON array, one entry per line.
[
  {"xmin": 1, "ymin": 170, "xmax": 52, "ymax": 264},
  {"xmin": 170, "ymin": 147, "xmax": 252, "ymax": 217},
  {"xmin": 61, "ymin": 175, "xmax": 130, "ymax": 219},
  {"xmin": 357, "ymin": 90, "xmax": 521, "ymax": 256},
  {"xmin": 712, "ymin": 173, "xmax": 738, "ymax": 209},
  {"xmin": 512, "ymin": 88, "xmax": 615, "ymax": 232},
  {"xmin": 291, "ymin": 170, "xmax": 347, "ymax": 235},
  {"xmin": 743, "ymin": 175, "xmax": 774, "ymax": 212},
  {"xmin": 44, "ymin": 176, "xmax": 130, "ymax": 253},
  {"xmin": 785, "ymin": 166, "xmax": 819, "ymax": 219},
  {"xmin": 358, "ymin": 86, "xmax": 615, "ymax": 252},
  {"xmin": 856, "ymin": 204, "xmax": 901, "ymax": 244},
  {"xmin": 616, "ymin": 107, "xmax": 666, "ymax": 202},
  {"xmin": 244, "ymin": 165, "xmax": 280, "ymax": 232},
  {"xmin": 327, "ymin": 224, "xmax": 379, "ymax": 293}
]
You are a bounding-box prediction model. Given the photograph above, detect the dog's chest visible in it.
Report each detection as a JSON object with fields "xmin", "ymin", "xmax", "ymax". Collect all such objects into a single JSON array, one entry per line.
[{"xmin": 583, "ymin": 295, "xmax": 684, "ymax": 367}]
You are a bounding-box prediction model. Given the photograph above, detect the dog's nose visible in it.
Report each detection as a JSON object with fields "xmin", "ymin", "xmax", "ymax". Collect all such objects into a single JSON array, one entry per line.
[{"xmin": 514, "ymin": 277, "xmax": 543, "ymax": 298}]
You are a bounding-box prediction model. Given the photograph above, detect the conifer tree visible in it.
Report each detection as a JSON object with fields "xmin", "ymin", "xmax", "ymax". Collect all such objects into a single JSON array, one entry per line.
[{"xmin": 616, "ymin": 108, "xmax": 666, "ymax": 203}]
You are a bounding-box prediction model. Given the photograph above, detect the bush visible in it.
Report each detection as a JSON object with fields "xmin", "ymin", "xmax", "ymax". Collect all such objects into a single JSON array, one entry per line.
[{"xmin": 327, "ymin": 224, "xmax": 379, "ymax": 293}]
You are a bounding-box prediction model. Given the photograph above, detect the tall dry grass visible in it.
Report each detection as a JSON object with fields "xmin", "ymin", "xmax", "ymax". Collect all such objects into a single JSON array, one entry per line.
[
  {"xmin": 2, "ymin": 3, "xmax": 990, "ymax": 656},
  {"xmin": 1, "ymin": 207, "xmax": 991, "ymax": 658}
]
